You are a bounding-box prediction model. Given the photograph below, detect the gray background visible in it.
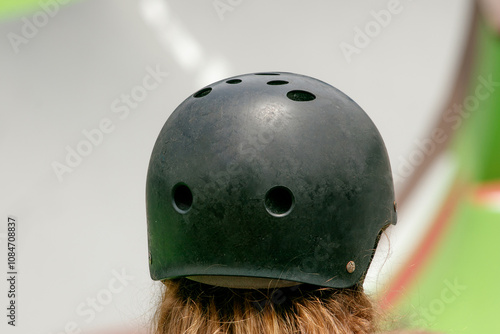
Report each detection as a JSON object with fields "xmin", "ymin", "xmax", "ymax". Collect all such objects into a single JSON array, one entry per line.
[{"xmin": 0, "ymin": 0, "xmax": 471, "ymax": 333}]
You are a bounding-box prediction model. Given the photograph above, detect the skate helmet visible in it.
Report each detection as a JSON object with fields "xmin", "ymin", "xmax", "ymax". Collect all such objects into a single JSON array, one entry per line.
[{"xmin": 146, "ymin": 72, "xmax": 397, "ymax": 288}]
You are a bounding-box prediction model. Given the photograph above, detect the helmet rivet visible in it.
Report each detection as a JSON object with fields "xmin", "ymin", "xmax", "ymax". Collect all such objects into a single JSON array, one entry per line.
[
  {"xmin": 393, "ymin": 201, "xmax": 398, "ymax": 212},
  {"xmin": 346, "ymin": 261, "xmax": 355, "ymax": 274}
]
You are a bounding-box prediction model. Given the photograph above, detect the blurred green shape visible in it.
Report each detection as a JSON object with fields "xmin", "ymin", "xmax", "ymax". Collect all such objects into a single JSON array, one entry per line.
[
  {"xmin": 0, "ymin": 0, "xmax": 77, "ymax": 19},
  {"xmin": 392, "ymin": 195, "xmax": 500, "ymax": 333},
  {"xmin": 390, "ymin": 19, "xmax": 500, "ymax": 333},
  {"xmin": 453, "ymin": 20, "xmax": 500, "ymax": 182},
  {"xmin": 0, "ymin": 0, "xmax": 43, "ymax": 18}
]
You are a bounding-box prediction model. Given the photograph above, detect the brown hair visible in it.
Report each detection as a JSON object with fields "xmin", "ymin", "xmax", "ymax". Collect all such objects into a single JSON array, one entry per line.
[{"xmin": 151, "ymin": 278, "xmax": 377, "ymax": 334}]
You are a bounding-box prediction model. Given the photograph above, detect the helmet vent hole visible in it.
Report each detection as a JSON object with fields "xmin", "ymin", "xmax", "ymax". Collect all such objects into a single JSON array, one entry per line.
[
  {"xmin": 267, "ymin": 80, "xmax": 289, "ymax": 86},
  {"xmin": 265, "ymin": 186, "xmax": 294, "ymax": 217},
  {"xmin": 254, "ymin": 72, "xmax": 280, "ymax": 76},
  {"xmin": 226, "ymin": 79, "xmax": 242, "ymax": 84},
  {"xmin": 287, "ymin": 90, "xmax": 316, "ymax": 102},
  {"xmin": 172, "ymin": 183, "xmax": 193, "ymax": 213},
  {"xmin": 193, "ymin": 87, "xmax": 212, "ymax": 98}
]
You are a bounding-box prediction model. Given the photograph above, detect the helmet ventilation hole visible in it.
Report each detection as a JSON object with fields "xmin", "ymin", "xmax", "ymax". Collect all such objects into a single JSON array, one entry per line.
[
  {"xmin": 265, "ymin": 186, "xmax": 294, "ymax": 217},
  {"xmin": 267, "ymin": 80, "xmax": 289, "ymax": 85},
  {"xmin": 172, "ymin": 183, "xmax": 193, "ymax": 213},
  {"xmin": 226, "ymin": 79, "xmax": 242, "ymax": 84},
  {"xmin": 287, "ymin": 90, "xmax": 316, "ymax": 102},
  {"xmin": 193, "ymin": 87, "xmax": 212, "ymax": 98}
]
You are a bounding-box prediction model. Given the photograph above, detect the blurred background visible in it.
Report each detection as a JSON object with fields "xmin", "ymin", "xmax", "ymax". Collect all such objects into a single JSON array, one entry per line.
[{"xmin": 1, "ymin": 0, "xmax": 499, "ymax": 333}]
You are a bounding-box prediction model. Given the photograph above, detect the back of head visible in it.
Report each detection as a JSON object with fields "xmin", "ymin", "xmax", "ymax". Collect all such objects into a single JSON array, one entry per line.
[
  {"xmin": 146, "ymin": 72, "xmax": 397, "ymax": 333},
  {"xmin": 153, "ymin": 279, "xmax": 375, "ymax": 334}
]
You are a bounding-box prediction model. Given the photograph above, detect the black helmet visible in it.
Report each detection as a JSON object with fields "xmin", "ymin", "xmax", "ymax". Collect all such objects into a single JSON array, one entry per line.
[{"xmin": 146, "ymin": 72, "xmax": 396, "ymax": 289}]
